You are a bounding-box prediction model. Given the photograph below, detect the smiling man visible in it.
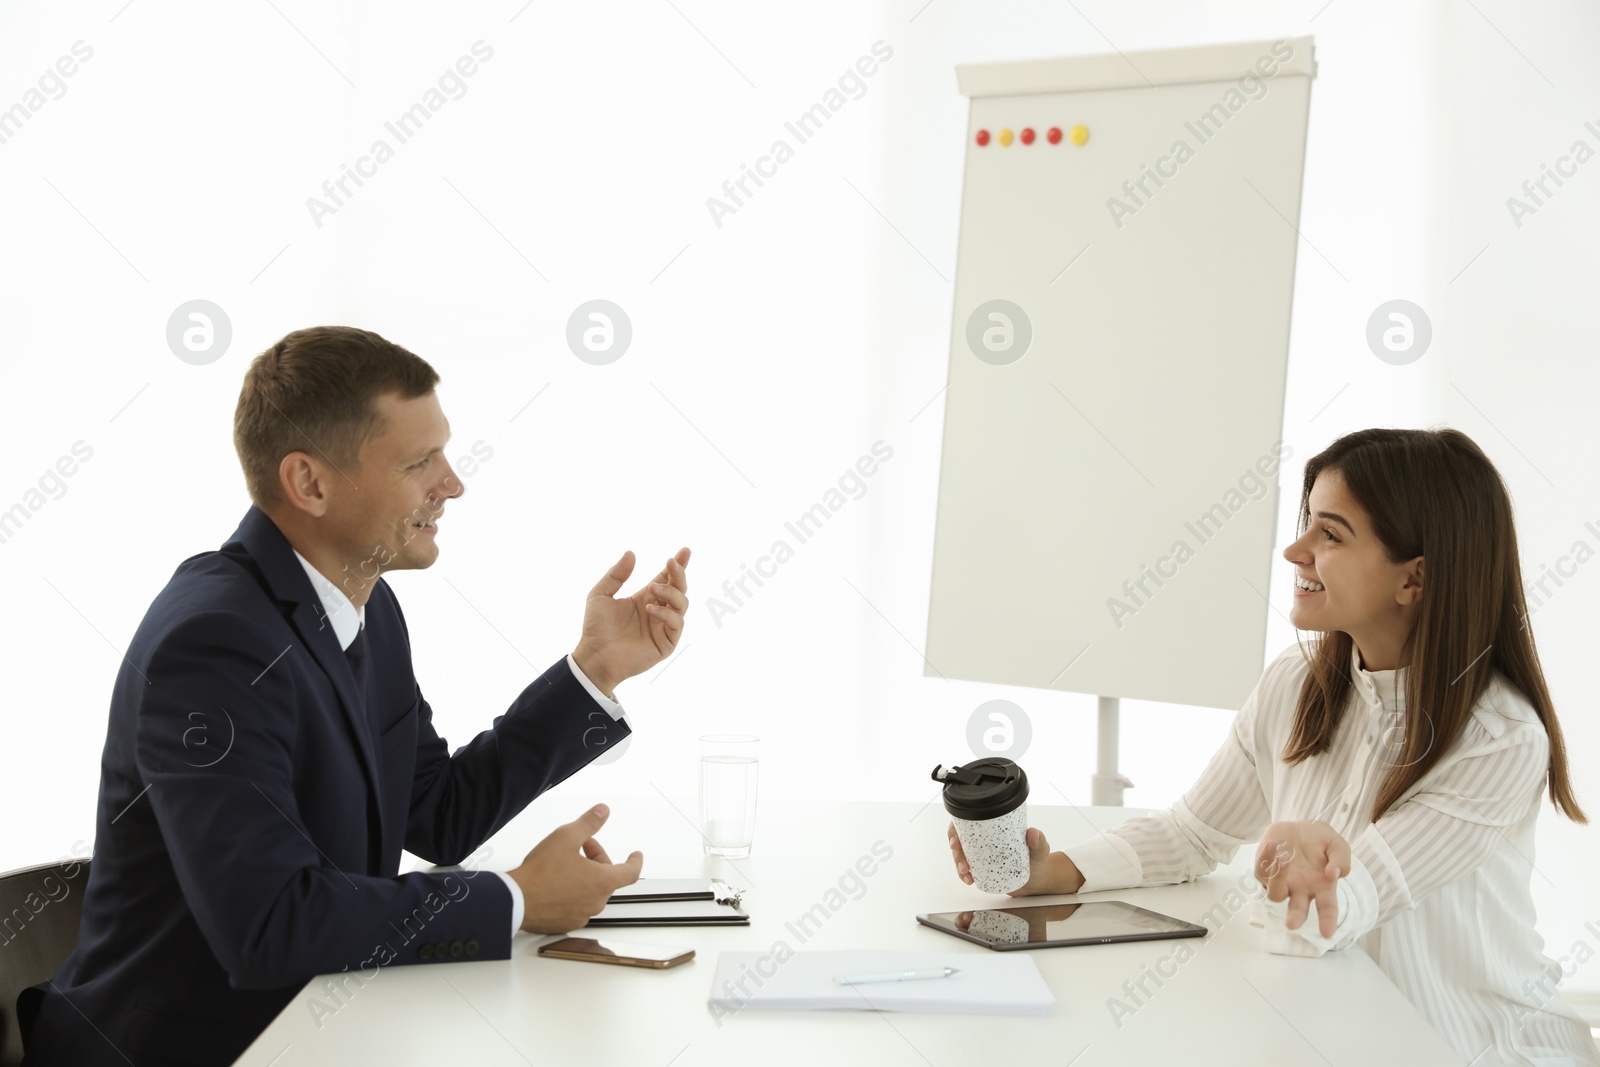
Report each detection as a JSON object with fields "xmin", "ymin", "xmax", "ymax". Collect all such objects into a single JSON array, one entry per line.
[{"xmin": 20, "ymin": 325, "xmax": 691, "ymax": 1066}]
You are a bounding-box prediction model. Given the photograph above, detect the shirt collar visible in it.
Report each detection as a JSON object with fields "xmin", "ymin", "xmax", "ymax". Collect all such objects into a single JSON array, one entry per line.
[
  {"xmin": 1350, "ymin": 641, "xmax": 1406, "ymax": 713},
  {"xmin": 291, "ymin": 547, "xmax": 364, "ymax": 652}
]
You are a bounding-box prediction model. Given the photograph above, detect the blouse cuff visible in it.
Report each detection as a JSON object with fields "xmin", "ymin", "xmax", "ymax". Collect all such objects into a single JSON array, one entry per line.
[{"xmin": 1063, "ymin": 831, "xmax": 1145, "ymax": 894}]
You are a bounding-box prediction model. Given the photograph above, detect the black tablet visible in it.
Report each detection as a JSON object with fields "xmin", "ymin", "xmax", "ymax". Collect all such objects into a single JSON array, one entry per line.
[{"xmin": 916, "ymin": 901, "xmax": 1209, "ymax": 951}]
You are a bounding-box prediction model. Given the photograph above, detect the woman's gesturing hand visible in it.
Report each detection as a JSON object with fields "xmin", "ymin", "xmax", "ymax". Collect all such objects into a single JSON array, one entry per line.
[{"xmin": 1255, "ymin": 820, "xmax": 1351, "ymax": 939}]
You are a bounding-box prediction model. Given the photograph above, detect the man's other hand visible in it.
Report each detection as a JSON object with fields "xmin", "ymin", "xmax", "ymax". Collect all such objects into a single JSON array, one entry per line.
[{"xmin": 510, "ymin": 804, "xmax": 643, "ymax": 934}]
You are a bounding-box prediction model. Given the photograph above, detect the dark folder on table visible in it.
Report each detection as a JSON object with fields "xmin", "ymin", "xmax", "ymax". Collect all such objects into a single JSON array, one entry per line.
[{"xmin": 591, "ymin": 879, "xmax": 749, "ymax": 926}]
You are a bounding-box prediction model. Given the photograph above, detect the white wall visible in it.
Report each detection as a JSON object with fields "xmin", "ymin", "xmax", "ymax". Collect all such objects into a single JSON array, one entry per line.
[
  {"xmin": 2, "ymin": 0, "xmax": 1596, "ymax": 994},
  {"xmin": 1416, "ymin": 0, "xmax": 1600, "ymax": 1007}
]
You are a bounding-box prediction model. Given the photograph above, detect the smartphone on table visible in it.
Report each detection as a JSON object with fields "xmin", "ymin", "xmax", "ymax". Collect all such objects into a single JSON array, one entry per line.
[{"xmin": 536, "ymin": 936, "xmax": 695, "ymax": 969}]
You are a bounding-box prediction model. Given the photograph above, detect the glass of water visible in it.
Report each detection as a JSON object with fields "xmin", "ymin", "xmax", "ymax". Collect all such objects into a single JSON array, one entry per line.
[{"xmin": 699, "ymin": 734, "xmax": 758, "ymax": 857}]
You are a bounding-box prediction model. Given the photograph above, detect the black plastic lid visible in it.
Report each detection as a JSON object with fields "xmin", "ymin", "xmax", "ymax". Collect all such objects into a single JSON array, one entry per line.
[{"xmin": 932, "ymin": 758, "xmax": 1029, "ymax": 820}]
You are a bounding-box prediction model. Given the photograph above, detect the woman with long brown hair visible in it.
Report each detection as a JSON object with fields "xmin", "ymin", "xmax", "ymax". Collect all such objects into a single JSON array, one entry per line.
[{"xmin": 950, "ymin": 427, "xmax": 1596, "ymax": 1065}]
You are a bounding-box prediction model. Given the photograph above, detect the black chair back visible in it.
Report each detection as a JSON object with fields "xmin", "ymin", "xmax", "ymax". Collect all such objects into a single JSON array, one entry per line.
[{"xmin": 0, "ymin": 859, "xmax": 90, "ymax": 1067}]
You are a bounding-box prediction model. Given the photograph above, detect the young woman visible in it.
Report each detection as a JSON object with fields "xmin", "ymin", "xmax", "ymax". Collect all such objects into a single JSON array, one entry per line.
[{"xmin": 949, "ymin": 427, "xmax": 1596, "ymax": 1066}]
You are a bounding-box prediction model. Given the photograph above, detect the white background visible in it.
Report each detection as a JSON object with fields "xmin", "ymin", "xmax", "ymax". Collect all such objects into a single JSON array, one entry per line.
[{"xmin": 2, "ymin": 0, "xmax": 1597, "ymax": 1001}]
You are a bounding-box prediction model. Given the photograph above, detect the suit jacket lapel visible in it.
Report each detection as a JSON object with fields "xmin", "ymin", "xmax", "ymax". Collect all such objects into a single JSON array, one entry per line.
[{"xmin": 226, "ymin": 506, "xmax": 388, "ymax": 857}]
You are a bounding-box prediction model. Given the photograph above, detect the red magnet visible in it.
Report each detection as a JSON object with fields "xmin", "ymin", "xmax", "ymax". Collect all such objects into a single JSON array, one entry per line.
[
  {"xmin": 975, "ymin": 129, "xmax": 990, "ymax": 146},
  {"xmin": 1020, "ymin": 127, "xmax": 1035, "ymax": 145},
  {"xmin": 1047, "ymin": 127, "xmax": 1062, "ymax": 145}
]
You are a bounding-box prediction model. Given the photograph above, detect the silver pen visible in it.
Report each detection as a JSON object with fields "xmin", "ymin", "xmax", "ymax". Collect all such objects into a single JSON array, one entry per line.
[{"xmin": 833, "ymin": 966, "xmax": 960, "ymax": 985}]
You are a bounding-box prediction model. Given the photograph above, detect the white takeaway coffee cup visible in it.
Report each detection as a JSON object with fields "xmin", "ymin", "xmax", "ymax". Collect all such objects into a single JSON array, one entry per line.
[{"xmin": 934, "ymin": 759, "xmax": 1031, "ymax": 894}]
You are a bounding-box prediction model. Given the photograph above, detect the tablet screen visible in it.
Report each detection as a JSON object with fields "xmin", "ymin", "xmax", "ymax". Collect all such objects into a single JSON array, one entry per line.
[{"xmin": 917, "ymin": 901, "xmax": 1209, "ymax": 950}]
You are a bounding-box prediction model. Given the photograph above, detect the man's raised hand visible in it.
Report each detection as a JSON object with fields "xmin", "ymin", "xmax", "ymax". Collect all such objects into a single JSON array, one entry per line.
[{"xmin": 572, "ymin": 547, "xmax": 692, "ymax": 696}]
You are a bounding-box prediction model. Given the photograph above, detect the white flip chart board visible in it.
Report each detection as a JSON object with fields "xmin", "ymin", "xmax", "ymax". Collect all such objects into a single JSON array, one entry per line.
[{"xmin": 926, "ymin": 37, "xmax": 1317, "ymax": 713}]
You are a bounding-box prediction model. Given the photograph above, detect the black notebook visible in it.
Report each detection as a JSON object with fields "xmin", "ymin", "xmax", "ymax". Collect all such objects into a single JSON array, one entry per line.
[{"xmin": 591, "ymin": 879, "xmax": 749, "ymax": 925}]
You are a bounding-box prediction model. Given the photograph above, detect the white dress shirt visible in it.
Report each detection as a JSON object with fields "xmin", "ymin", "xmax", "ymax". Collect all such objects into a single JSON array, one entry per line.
[
  {"xmin": 291, "ymin": 549, "xmax": 626, "ymax": 939},
  {"xmin": 1064, "ymin": 641, "xmax": 1599, "ymax": 1067}
]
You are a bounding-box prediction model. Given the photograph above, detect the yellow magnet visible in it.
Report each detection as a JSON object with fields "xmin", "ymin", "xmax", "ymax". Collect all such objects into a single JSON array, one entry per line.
[
  {"xmin": 997, "ymin": 127, "xmax": 1014, "ymax": 147},
  {"xmin": 1070, "ymin": 124, "xmax": 1089, "ymax": 146}
]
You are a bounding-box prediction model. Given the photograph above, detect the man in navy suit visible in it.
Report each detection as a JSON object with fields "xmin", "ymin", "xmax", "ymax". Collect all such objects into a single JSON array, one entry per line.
[{"xmin": 20, "ymin": 326, "xmax": 693, "ymax": 1066}]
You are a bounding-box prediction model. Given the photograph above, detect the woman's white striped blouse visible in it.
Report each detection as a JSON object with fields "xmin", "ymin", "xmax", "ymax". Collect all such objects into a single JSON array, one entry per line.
[{"xmin": 1063, "ymin": 641, "xmax": 1598, "ymax": 1067}]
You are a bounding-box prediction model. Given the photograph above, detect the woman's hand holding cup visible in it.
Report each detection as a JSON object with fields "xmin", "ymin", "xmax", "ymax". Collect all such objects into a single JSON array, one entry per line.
[{"xmin": 948, "ymin": 821, "xmax": 1081, "ymax": 896}]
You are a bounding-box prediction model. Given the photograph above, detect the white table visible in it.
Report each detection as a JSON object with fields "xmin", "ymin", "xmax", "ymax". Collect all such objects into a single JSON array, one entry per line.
[{"xmin": 236, "ymin": 800, "xmax": 1464, "ymax": 1066}]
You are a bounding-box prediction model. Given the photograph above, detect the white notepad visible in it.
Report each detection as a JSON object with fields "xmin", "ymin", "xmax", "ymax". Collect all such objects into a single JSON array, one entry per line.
[{"xmin": 707, "ymin": 950, "xmax": 1054, "ymax": 1016}]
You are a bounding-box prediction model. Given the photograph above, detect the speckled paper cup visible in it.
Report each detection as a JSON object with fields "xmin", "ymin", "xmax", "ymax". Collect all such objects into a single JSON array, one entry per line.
[{"xmin": 934, "ymin": 759, "xmax": 1031, "ymax": 895}]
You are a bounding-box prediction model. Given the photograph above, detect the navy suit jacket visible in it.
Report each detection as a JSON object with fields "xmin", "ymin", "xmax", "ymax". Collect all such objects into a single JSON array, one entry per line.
[{"xmin": 21, "ymin": 506, "xmax": 629, "ymax": 1066}]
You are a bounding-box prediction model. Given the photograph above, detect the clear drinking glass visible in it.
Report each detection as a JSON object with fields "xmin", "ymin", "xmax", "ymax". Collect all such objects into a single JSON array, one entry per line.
[{"xmin": 699, "ymin": 734, "xmax": 758, "ymax": 857}]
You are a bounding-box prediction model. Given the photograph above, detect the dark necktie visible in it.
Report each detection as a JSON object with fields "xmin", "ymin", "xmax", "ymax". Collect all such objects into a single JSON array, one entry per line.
[
  {"xmin": 344, "ymin": 623, "xmax": 384, "ymax": 872},
  {"xmin": 344, "ymin": 625, "xmax": 376, "ymax": 732},
  {"xmin": 344, "ymin": 624, "xmax": 368, "ymax": 685}
]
